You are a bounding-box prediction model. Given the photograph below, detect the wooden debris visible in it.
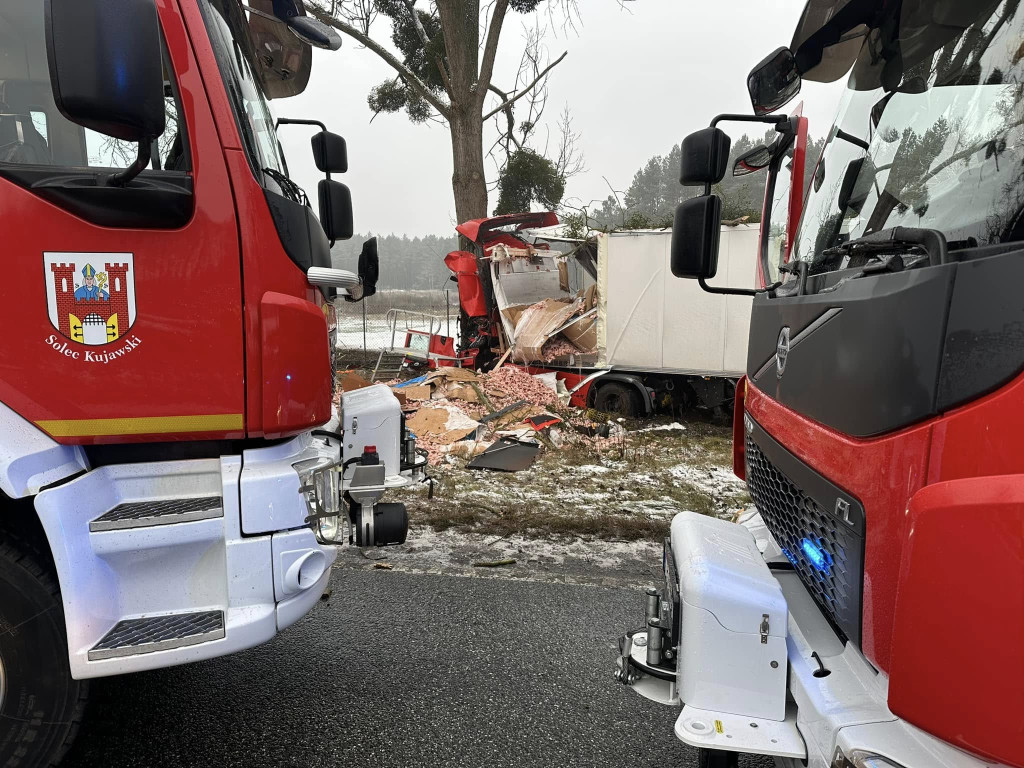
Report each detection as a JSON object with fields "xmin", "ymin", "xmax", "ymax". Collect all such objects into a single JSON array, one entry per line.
[{"xmin": 492, "ymin": 347, "xmax": 514, "ymax": 370}]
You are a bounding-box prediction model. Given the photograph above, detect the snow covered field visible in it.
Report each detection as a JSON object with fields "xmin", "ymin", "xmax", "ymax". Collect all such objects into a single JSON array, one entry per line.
[{"xmin": 335, "ymin": 311, "xmax": 460, "ymax": 351}]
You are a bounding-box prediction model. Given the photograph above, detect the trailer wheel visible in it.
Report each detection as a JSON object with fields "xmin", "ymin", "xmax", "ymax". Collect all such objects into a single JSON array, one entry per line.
[
  {"xmin": 696, "ymin": 748, "xmax": 738, "ymax": 768},
  {"xmin": 711, "ymin": 404, "xmax": 732, "ymax": 426},
  {"xmin": 0, "ymin": 535, "xmax": 87, "ymax": 768},
  {"xmin": 593, "ymin": 381, "xmax": 641, "ymax": 417}
]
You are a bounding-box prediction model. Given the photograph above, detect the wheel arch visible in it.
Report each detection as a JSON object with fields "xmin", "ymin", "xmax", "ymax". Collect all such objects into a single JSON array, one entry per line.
[
  {"xmin": 0, "ymin": 401, "xmax": 89, "ymax": 499},
  {"xmin": 0, "ymin": 492, "xmax": 54, "ymax": 571},
  {"xmin": 589, "ymin": 373, "xmax": 655, "ymax": 415}
]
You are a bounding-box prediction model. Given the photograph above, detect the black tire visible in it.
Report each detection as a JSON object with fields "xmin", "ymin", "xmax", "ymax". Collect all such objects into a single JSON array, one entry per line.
[
  {"xmin": 711, "ymin": 404, "xmax": 732, "ymax": 426},
  {"xmin": 593, "ymin": 381, "xmax": 641, "ymax": 417},
  {"xmin": 697, "ymin": 748, "xmax": 739, "ymax": 768},
  {"xmin": 0, "ymin": 534, "xmax": 87, "ymax": 768}
]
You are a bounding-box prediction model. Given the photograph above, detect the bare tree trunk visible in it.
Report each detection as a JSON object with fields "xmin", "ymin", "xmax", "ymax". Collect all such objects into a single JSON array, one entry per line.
[
  {"xmin": 436, "ymin": 0, "xmax": 488, "ymax": 223},
  {"xmin": 450, "ymin": 109, "xmax": 488, "ymax": 222}
]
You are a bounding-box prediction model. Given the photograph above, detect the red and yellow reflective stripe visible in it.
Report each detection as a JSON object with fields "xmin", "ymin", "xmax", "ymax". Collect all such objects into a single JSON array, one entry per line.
[{"xmin": 35, "ymin": 414, "xmax": 244, "ymax": 437}]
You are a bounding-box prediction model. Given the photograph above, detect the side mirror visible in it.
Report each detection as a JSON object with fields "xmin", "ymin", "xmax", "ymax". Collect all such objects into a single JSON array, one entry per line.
[
  {"xmin": 680, "ymin": 127, "xmax": 732, "ymax": 186},
  {"xmin": 671, "ymin": 195, "xmax": 722, "ymax": 279},
  {"xmin": 836, "ymin": 156, "xmax": 879, "ymax": 213},
  {"xmin": 747, "ymin": 47, "xmax": 801, "ymax": 116},
  {"xmin": 45, "ymin": 0, "xmax": 166, "ymax": 143},
  {"xmin": 312, "ymin": 131, "xmax": 348, "ymax": 173},
  {"xmin": 733, "ymin": 145, "xmax": 773, "ymax": 177},
  {"xmin": 318, "ymin": 179, "xmax": 353, "ymax": 243},
  {"xmin": 262, "ymin": 0, "xmax": 343, "ymax": 50},
  {"xmin": 283, "ymin": 15, "xmax": 342, "ymax": 51},
  {"xmin": 358, "ymin": 238, "xmax": 379, "ymax": 298}
]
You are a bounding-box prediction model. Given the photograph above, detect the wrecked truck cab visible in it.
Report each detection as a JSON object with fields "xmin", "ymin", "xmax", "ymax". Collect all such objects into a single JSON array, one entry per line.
[{"xmin": 441, "ymin": 213, "xmax": 759, "ymax": 419}]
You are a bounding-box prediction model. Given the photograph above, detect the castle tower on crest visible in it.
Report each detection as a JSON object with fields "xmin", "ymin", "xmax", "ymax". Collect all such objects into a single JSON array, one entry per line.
[
  {"xmin": 105, "ymin": 263, "xmax": 130, "ymax": 330},
  {"xmin": 50, "ymin": 262, "xmax": 78, "ymax": 339},
  {"xmin": 49, "ymin": 261, "xmax": 132, "ymax": 343}
]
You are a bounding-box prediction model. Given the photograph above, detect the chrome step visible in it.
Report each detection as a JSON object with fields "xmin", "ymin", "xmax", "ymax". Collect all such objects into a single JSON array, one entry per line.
[
  {"xmin": 88, "ymin": 611, "xmax": 225, "ymax": 661},
  {"xmin": 89, "ymin": 496, "xmax": 222, "ymax": 532}
]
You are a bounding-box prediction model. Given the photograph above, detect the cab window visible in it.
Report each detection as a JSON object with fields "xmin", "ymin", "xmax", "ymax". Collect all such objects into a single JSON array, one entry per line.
[{"xmin": 0, "ymin": 0, "xmax": 189, "ymax": 172}]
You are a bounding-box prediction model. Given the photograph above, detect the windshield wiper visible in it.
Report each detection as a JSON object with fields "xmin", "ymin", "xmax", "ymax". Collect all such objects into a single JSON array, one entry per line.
[
  {"xmin": 262, "ymin": 166, "xmax": 308, "ymax": 206},
  {"xmin": 813, "ymin": 227, "xmax": 946, "ymax": 295},
  {"xmin": 816, "ymin": 253, "xmax": 910, "ymax": 294},
  {"xmin": 821, "ymin": 226, "xmax": 948, "ymax": 267}
]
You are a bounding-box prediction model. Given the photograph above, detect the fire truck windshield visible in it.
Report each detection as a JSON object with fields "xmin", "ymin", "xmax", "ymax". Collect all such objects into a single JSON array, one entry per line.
[
  {"xmin": 201, "ymin": 0, "xmax": 293, "ymax": 190},
  {"xmin": 792, "ymin": 0, "xmax": 1024, "ymax": 275}
]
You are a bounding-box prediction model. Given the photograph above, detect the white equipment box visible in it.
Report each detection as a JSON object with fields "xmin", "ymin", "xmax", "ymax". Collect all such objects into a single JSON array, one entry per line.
[
  {"xmin": 671, "ymin": 511, "xmax": 788, "ymax": 721},
  {"xmin": 341, "ymin": 384, "xmax": 402, "ymax": 478}
]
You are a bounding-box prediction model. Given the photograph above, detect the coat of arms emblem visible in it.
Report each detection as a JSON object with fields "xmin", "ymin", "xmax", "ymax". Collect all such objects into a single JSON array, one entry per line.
[{"xmin": 44, "ymin": 253, "xmax": 136, "ymax": 345}]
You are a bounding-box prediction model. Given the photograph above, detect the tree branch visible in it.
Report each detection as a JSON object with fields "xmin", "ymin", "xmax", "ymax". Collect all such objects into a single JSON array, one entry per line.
[
  {"xmin": 401, "ymin": 0, "xmax": 431, "ymax": 47},
  {"xmin": 308, "ymin": 3, "xmax": 452, "ymax": 119},
  {"xmin": 401, "ymin": 0, "xmax": 454, "ymax": 96},
  {"xmin": 476, "ymin": 0, "xmax": 510, "ymax": 108},
  {"xmin": 488, "ymin": 84, "xmax": 523, "ymax": 152},
  {"xmin": 482, "ymin": 50, "xmax": 567, "ymax": 121}
]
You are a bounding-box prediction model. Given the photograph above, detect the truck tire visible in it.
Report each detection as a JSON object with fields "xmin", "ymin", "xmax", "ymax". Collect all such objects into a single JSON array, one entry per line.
[
  {"xmin": 0, "ymin": 536, "xmax": 87, "ymax": 768},
  {"xmin": 697, "ymin": 748, "xmax": 738, "ymax": 768},
  {"xmin": 593, "ymin": 381, "xmax": 641, "ymax": 417},
  {"xmin": 711, "ymin": 404, "xmax": 732, "ymax": 426}
]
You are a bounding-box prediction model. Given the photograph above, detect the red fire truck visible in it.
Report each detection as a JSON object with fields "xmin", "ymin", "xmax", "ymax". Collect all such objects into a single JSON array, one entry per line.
[
  {"xmin": 615, "ymin": 1, "xmax": 1024, "ymax": 767},
  {"xmin": 0, "ymin": 2, "xmax": 422, "ymax": 765}
]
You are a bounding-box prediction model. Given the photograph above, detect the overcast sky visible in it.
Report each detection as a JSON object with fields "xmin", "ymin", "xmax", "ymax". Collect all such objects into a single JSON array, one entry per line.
[{"xmin": 276, "ymin": 0, "xmax": 846, "ymax": 236}]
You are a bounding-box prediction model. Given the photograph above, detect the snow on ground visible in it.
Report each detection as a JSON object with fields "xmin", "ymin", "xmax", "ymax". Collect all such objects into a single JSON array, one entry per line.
[
  {"xmin": 335, "ymin": 527, "xmax": 664, "ymax": 588},
  {"xmin": 638, "ymin": 422, "xmax": 687, "ymax": 433},
  {"xmin": 668, "ymin": 463, "xmax": 746, "ymax": 498},
  {"xmin": 335, "ymin": 312, "xmax": 460, "ymax": 351}
]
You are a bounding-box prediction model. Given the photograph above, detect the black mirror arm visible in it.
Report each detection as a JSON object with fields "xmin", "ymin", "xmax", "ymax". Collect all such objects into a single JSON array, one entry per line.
[
  {"xmin": 277, "ymin": 117, "xmax": 332, "ymax": 179},
  {"xmin": 276, "ymin": 117, "xmax": 328, "ymax": 131},
  {"xmin": 835, "ymin": 127, "xmax": 869, "ymax": 151},
  {"xmin": 697, "ymin": 276, "xmax": 757, "ymax": 296},
  {"xmin": 701, "ymin": 113, "xmax": 794, "ymax": 194},
  {"xmin": 710, "ymin": 113, "xmax": 793, "ymax": 130},
  {"xmin": 105, "ymin": 139, "xmax": 153, "ymax": 188}
]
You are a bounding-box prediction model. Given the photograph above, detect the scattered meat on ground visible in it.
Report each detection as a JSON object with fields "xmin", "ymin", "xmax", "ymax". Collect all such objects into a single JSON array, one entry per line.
[{"xmin": 336, "ymin": 364, "xmax": 750, "ymax": 545}]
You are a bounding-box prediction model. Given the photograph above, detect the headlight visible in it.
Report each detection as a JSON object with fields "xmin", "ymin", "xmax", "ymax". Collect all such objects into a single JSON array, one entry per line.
[
  {"xmin": 295, "ymin": 455, "xmax": 343, "ymax": 544},
  {"xmin": 833, "ymin": 749, "xmax": 907, "ymax": 768}
]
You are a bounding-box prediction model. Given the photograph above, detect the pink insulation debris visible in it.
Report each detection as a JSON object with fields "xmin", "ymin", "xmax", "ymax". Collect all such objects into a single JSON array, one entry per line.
[
  {"xmin": 483, "ymin": 366, "xmax": 558, "ymax": 408},
  {"xmin": 539, "ymin": 337, "xmax": 579, "ymax": 362}
]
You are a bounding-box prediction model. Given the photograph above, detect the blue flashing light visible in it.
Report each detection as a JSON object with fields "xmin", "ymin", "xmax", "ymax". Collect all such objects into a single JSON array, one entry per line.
[
  {"xmin": 781, "ymin": 548, "xmax": 798, "ymax": 568},
  {"xmin": 285, "ymin": 374, "xmax": 292, "ymax": 381},
  {"xmin": 113, "ymin": 54, "xmax": 128, "ymax": 93},
  {"xmin": 801, "ymin": 537, "xmax": 831, "ymax": 572}
]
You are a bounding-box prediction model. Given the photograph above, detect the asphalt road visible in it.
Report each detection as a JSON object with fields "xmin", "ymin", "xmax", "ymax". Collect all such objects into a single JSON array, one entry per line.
[{"xmin": 65, "ymin": 568, "xmax": 774, "ymax": 768}]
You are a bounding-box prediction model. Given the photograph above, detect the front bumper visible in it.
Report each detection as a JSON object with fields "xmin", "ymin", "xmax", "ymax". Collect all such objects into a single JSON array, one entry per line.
[
  {"xmin": 37, "ymin": 421, "xmax": 343, "ymax": 680},
  {"xmin": 616, "ymin": 510, "xmax": 1001, "ymax": 768}
]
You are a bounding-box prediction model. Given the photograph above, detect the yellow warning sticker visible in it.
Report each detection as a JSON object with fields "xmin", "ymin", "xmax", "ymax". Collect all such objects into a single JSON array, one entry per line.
[{"xmin": 714, "ymin": 720, "xmax": 724, "ymax": 734}]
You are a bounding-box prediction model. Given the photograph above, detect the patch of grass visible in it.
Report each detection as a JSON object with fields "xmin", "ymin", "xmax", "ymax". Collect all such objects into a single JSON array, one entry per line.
[
  {"xmin": 396, "ymin": 412, "xmax": 747, "ymax": 543},
  {"xmin": 404, "ymin": 496, "xmax": 671, "ymax": 541},
  {"xmin": 661, "ymin": 482, "xmax": 717, "ymax": 516}
]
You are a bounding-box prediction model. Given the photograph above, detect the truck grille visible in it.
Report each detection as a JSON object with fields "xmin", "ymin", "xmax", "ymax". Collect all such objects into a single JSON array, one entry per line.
[{"xmin": 745, "ymin": 432, "xmax": 864, "ymax": 643}]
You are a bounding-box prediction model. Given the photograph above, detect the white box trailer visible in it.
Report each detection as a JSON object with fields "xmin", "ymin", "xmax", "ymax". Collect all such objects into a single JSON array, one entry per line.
[
  {"xmin": 597, "ymin": 227, "xmax": 757, "ymax": 376},
  {"xmin": 490, "ymin": 224, "xmax": 759, "ymax": 417}
]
